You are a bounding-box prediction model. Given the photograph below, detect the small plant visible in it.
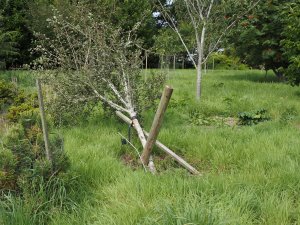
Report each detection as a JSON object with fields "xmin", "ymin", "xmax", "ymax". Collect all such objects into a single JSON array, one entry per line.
[
  {"xmin": 212, "ymin": 82, "xmax": 225, "ymax": 88},
  {"xmin": 188, "ymin": 109, "xmax": 224, "ymax": 127},
  {"xmin": 0, "ymin": 80, "xmax": 17, "ymax": 111},
  {"xmin": 169, "ymin": 96, "xmax": 190, "ymax": 108},
  {"xmin": 280, "ymin": 106, "xmax": 298, "ymax": 123},
  {"xmin": 238, "ymin": 109, "xmax": 270, "ymax": 126}
]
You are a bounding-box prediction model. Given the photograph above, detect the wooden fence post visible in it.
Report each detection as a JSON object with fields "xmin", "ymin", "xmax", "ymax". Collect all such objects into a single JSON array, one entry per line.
[
  {"xmin": 115, "ymin": 111, "xmax": 201, "ymax": 175},
  {"xmin": 140, "ymin": 86, "xmax": 173, "ymax": 165},
  {"xmin": 36, "ymin": 79, "xmax": 53, "ymax": 164}
]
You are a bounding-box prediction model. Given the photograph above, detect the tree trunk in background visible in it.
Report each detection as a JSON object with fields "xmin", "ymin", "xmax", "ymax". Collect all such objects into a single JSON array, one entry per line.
[
  {"xmin": 273, "ymin": 69, "xmax": 284, "ymax": 79},
  {"xmin": 145, "ymin": 51, "xmax": 148, "ymax": 71},
  {"xmin": 173, "ymin": 55, "xmax": 176, "ymax": 70},
  {"xmin": 145, "ymin": 51, "xmax": 148, "ymax": 81},
  {"xmin": 196, "ymin": 26, "xmax": 206, "ymax": 100}
]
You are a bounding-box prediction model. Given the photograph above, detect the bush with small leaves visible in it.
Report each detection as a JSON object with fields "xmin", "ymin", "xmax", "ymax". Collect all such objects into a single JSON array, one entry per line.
[
  {"xmin": 0, "ymin": 80, "xmax": 17, "ymax": 111},
  {"xmin": 0, "ymin": 83, "xmax": 69, "ymax": 195},
  {"xmin": 238, "ymin": 109, "xmax": 270, "ymax": 126}
]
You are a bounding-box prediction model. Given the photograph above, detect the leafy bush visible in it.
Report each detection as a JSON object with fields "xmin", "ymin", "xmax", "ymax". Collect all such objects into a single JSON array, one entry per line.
[
  {"xmin": 0, "ymin": 80, "xmax": 17, "ymax": 111},
  {"xmin": 0, "ymin": 82, "xmax": 69, "ymax": 194},
  {"xmin": 280, "ymin": 106, "xmax": 298, "ymax": 123},
  {"xmin": 188, "ymin": 109, "xmax": 224, "ymax": 126},
  {"xmin": 0, "ymin": 79, "xmax": 38, "ymax": 120},
  {"xmin": 6, "ymin": 89, "xmax": 38, "ymax": 123},
  {"xmin": 207, "ymin": 53, "xmax": 249, "ymax": 70},
  {"xmin": 238, "ymin": 109, "xmax": 270, "ymax": 126},
  {"xmin": 0, "ymin": 110, "xmax": 69, "ymax": 193}
]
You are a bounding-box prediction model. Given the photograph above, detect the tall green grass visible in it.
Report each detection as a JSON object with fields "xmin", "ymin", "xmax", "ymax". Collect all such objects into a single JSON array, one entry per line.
[{"xmin": 1, "ymin": 69, "xmax": 300, "ymax": 224}]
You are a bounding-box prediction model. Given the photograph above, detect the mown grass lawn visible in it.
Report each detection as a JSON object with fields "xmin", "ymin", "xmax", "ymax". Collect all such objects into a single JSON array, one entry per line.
[{"xmin": 1, "ymin": 69, "xmax": 300, "ymax": 225}]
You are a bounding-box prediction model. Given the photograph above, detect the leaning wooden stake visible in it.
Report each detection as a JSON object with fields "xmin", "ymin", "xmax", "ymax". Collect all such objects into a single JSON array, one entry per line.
[
  {"xmin": 116, "ymin": 111, "xmax": 201, "ymax": 175},
  {"xmin": 141, "ymin": 86, "xmax": 173, "ymax": 165},
  {"xmin": 36, "ymin": 79, "xmax": 53, "ymax": 164}
]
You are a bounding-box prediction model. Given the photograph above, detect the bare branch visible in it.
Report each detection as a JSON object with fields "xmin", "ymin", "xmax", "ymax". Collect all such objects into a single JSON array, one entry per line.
[
  {"xmin": 93, "ymin": 89, "xmax": 129, "ymax": 114},
  {"xmin": 157, "ymin": 0, "xmax": 197, "ymax": 68},
  {"xmin": 206, "ymin": 0, "xmax": 214, "ymax": 19}
]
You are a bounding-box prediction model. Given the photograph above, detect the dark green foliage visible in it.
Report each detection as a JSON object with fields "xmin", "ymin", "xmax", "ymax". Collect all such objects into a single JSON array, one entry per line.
[
  {"xmin": 281, "ymin": 1, "xmax": 300, "ymax": 86},
  {"xmin": 0, "ymin": 30, "xmax": 19, "ymax": 69},
  {"xmin": 0, "ymin": 80, "xmax": 17, "ymax": 110},
  {"xmin": 0, "ymin": 79, "xmax": 37, "ymax": 115},
  {"xmin": 1, "ymin": 111, "xmax": 69, "ymax": 193},
  {"xmin": 6, "ymin": 94, "xmax": 38, "ymax": 122},
  {"xmin": 207, "ymin": 53, "xmax": 249, "ymax": 70},
  {"xmin": 238, "ymin": 109, "xmax": 270, "ymax": 126},
  {"xmin": 0, "ymin": 78, "xmax": 39, "ymax": 122},
  {"xmin": 0, "ymin": 81, "xmax": 69, "ymax": 195},
  {"xmin": 232, "ymin": 0, "xmax": 289, "ymax": 76},
  {"xmin": 0, "ymin": 0, "xmax": 34, "ymax": 68}
]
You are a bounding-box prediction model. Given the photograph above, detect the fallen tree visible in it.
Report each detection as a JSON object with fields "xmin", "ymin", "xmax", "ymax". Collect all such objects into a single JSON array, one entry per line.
[
  {"xmin": 35, "ymin": 6, "xmax": 165, "ymax": 172},
  {"xmin": 36, "ymin": 6, "xmax": 199, "ymax": 174}
]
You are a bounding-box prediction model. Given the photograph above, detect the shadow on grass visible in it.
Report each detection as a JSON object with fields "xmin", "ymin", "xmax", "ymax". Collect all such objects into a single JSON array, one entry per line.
[{"xmin": 222, "ymin": 71, "xmax": 283, "ymax": 83}]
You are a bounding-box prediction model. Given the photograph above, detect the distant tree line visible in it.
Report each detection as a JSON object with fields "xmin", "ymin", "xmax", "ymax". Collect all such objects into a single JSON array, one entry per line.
[{"xmin": 0, "ymin": 0, "xmax": 299, "ymax": 85}]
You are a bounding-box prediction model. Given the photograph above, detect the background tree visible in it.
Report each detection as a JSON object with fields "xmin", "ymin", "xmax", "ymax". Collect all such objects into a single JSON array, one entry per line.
[
  {"xmin": 153, "ymin": 23, "xmax": 195, "ymax": 69},
  {"xmin": 281, "ymin": 0, "xmax": 300, "ymax": 85},
  {"xmin": 0, "ymin": 29, "xmax": 19, "ymax": 69},
  {"xmin": 0, "ymin": 0, "xmax": 34, "ymax": 68},
  {"xmin": 158, "ymin": 0, "xmax": 261, "ymax": 100},
  {"xmin": 231, "ymin": 0, "xmax": 289, "ymax": 78}
]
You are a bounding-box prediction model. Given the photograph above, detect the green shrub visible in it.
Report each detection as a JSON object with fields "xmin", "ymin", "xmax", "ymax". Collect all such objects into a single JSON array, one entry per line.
[
  {"xmin": 6, "ymin": 92, "xmax": 38, "ymax": 122},
  {"xmin": 0, "ymin": 83, "xmax": 69, "ymax": 194},
  {"xmin": 238, "ymin": 109, "xmax": 270, "ymax": 126},
  {"xmin": 0, "ymin": 148, "xmax": 17, "ymax": 190},
  {"xmin": 188, "ymin": 109, "xmax": 225, "ymax": 126},
  {"xmin": 0, "ymin": 113, "xmax": 69, "ymax": 193},
  {"xmin": 0, "ymin": 80, "xmax": 17, "ymax": 111},
  {"xmin": 208, "ymin": 53, "xmax": 249, "ymax": 70},
  {"xmin": 280, "ymin": 106, "xmax": 298, "ymax": 123}
]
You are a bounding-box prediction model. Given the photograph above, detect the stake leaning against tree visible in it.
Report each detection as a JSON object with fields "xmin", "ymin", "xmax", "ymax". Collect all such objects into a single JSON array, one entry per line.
[
  {"xmin": 141, "ymin": 86, "xmax": 173, "ymax": 165},
  {"xmin": 116, "ymin": 111, "xmax": 200, "ymax": 175}
]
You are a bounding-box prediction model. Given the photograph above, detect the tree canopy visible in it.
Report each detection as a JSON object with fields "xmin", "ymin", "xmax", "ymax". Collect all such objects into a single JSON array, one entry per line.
[{"xmin": 0, "ymin": 0, "xmax": 299, "ymax": 86}]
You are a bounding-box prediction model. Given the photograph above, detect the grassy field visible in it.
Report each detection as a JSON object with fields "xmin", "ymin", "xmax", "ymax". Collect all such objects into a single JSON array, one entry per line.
[{"xmin": 1, "ymin": 69, "xmax": 300, "ymax": 224}]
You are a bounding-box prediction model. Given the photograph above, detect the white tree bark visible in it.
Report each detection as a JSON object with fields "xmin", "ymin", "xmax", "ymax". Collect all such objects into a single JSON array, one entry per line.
[
  {"xmin": 196, "ymin": 26, "xmax": 206, "ymax": 100},
  {"xmin": 158, "ymin": 0, "xmax": 261, "ymax": 100}
]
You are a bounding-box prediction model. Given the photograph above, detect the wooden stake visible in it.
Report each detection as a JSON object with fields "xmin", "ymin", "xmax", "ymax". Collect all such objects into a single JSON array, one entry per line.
[
  {"xmin": 115, "ymin": 111, "xmax": 200, "ymax": 175},
  {"xmin": 36, "ymin": 79, "xmax": 53, "ymax": 164},
  {"xmin": 141, "ymin": 86, "xmax": 173, "ymax": 165}
]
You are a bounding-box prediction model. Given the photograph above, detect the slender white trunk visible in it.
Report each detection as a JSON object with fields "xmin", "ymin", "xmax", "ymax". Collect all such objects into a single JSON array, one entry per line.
[
  {"xmin": 173, "ymin": 55, "xmax": 176, "ymax": 70},
  {"xmin": 196, "ymin": 26, "xmax": 206, "ymax": 100},
  {"xmin": 130, "ymin": 111, "xmax": 147, "ymax": 147},
  {"xmin": 129, "ymin": 110, "xmax": 156, "ymax": 173}
]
